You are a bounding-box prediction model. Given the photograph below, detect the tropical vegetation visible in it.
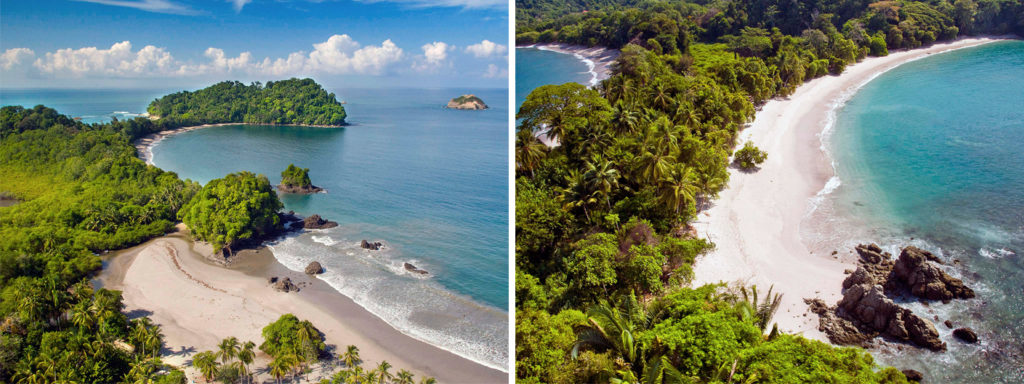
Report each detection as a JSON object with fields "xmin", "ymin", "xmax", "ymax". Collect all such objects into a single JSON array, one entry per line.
[
  {"xmin": 514, "ymin": 0, "xmax": 1024, "ymax": 382},
  {"xmin": 281, "ymin": 164, "xmax": 313, "ymax": 188},
  {"xmin": 148, "ymin": 78, "xmax": 347, "ymax": 127},
  {"xmin": 177, "ymin": 171, "xmax": 284, "ymax": 254}
]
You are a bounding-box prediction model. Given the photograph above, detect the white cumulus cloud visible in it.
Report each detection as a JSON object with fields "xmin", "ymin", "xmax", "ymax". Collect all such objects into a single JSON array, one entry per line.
[
  {"xmin": 32, "ymin": 41, "xmax": 178, "ymax": 77},
  {"xmin": 464, "ymin": 40, "xmax": 506, "ymax": 58},
  {"xmin": 307, "ymin": 35, "xmax": 404, "ymax": 75},
  {"xmin": 1, "ymin": 48, "xmax": 36, "ymax": 70},
  {"xmin": 413, "ymin": 41, "xmax": 452, "ymax": 72},
  {"xmin": 483, "ymin": 63, "xmax": 507, "ymax": 78}
]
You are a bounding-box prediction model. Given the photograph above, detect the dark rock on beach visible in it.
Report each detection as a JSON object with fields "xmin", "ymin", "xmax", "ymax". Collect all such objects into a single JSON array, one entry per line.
[
  {"xmin": 272, "ymin": 277, "xmax": 299, "ymax": 292},
  {"xmin": 361, "ymin": 240, "xmax": 383, "ymax": 250},
  {"xmin": 953, "ymin": 327, "xmax": 978, "ymax": 343},
  {"xmin": 902, "ymin": 369, "xmax": 924, "ymax": 382},
  {"xmin": 404, "ymin": 262, "xmax": 429, "ymax": 275},
  {"xmin": 892, "ymin": 246, "xmax": 975, "ymax": 301},
  {"xmin": 302, "ymin": 214, "xmax": 338, "ymax": 229},
  {"xmin": 944, "ymin": 320, "xmax": 953, "ymax": 329},
  {"xmin": 305, "ymin": 261, "xmax": 324, "ymax": 275}
]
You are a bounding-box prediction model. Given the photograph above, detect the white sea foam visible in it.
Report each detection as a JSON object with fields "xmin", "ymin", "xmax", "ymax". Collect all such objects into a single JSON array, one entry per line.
[
  {"xmin": 267, "ymin": 232, "xmax": 509, "ymax": 372},
  {"xmin": 533, "ymin": 45, "xmax": 600, "ymax": 87},
  {"xmin": 979, "ymin": 247, "xmax": 1016, "ymax": 259},
  {"xmin": 311, "ymin": 235, "xmax": 337, "ymax": 246}
]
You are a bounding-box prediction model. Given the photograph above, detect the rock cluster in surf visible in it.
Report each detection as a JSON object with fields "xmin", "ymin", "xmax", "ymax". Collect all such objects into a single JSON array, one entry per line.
[
  {"xmin": 301, "ymin": 214, "xmax": 338, "ymax": 229},
  {"xmin": 361, "ymin": 240, "xmax": 383, "ymax": 250},
  {"xmin": 810, "ymin": 243, "xmax": 978, "ymax": 351}
]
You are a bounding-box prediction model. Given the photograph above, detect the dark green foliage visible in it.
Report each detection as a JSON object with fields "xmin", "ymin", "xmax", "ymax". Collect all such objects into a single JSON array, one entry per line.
[
  {"xmin": 0, "ymin": 105, "xmax": 199, "ymax": 383},
  {"xmin": 510, "ymin": 0, "xmax": 1010, "ymax": 382},
  {"xmin": 148, "ymin": 78, "xmax": 346, "ymax": 127},
  {"xmin": 259, "ymin": 314, "xmax": 326, "ymax": 363},
  {"xmin": 733, "ymin": 141, "xmax": 767, "ymax": 169},
  {"xmin": 452, "ymin": 95, "xmax": 485, "ymax": 104},
  {"xmin": 178, "ymin": 171, "xmax": 283, "ymax": 253},
  {"xmin": 281, "ymin": 164, "xmax": 313, "ymax": 188}
]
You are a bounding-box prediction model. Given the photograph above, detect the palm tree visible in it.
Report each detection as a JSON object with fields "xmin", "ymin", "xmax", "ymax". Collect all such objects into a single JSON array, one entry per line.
[
  {"xmin": 583, "ymin": 157, "xmax": 620, "ymax": 211},
  {"xmin": 268, "ymin": 356, "xmax": 289, "ymax": 384},
  {"xmin": 556, "ymin": 170, "xmax": 598, "ymax": 223},
  {"xmin": 237, "ymin": 341, "xmax": 256, "ymax": 384},
  {"xmin": 339, "ymin": 345, "xmax": 361, "ymax": 368},
  {"xmin": 418, "ymin": 377, "xmax": 437, "ymax": 384},
  {"xmin": 659, "ymin": 163, "xmax": 699, "ymax": 215},
  {"xmin": 126, "ymin": 356, "xmax": 162, "ymax": 384},
  {"xmin": 515, "ymin": 129, "xmax": 547, "ymax": 178},
  {"xmin": 345, "ymin": 366, "xmax": 366, "ymax": 384},
  {"xmin": 192, "ymin": 351, "xmax": 220, "ymax": 382},
  {"xmin": 376, "ymin": 360, "xmax": 393, "ymax": 384},
  {"xmin": 738, "ymin": 285, "xmax": 783, "ymax": 335},
  {"xmin": 364, "ymin": 370, "xmax": 379, "ymax": 384},
  {"xmin": 217, "ymin": 336, "xmax": 240, "ymax": 364},
  {"xmin": 396, "ymin": 369, "xmax": 415, "ymax": 384},
  {"xmin": 637, "ymin": 148, "xmax": 673, "ymax": 185}
]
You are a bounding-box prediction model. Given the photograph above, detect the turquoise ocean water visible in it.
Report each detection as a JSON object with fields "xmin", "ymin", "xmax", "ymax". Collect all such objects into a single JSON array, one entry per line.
[
  {"xmin": 0, "ymin": 87, "xmax": 510, "ymax": 371},
  {"xmin": 809, "ymin": 41, "xmax": 1024, "ymax": 382},
  {"xmin": 515, "ymin": 47, "xmax": 591, "ymax": 109}
]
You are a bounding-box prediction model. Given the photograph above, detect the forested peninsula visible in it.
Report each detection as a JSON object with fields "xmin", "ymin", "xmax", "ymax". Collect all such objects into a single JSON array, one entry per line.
[{"xmin": 515, "ymin": 1, "xmax": 1021, "ymax": 383}]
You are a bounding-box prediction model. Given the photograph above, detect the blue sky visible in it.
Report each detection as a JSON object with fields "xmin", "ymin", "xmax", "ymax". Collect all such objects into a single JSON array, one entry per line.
[{"xmin": 0, "ymin": 0, "xmax": 508, "ymax": 89}]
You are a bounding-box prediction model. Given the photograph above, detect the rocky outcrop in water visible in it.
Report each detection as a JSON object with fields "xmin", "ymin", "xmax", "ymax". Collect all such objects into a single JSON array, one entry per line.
[
  {"xmin": 305, "ymin": 261, "xmax": 324, "ymax": 275},
  {"xmin": 278, "ymin": 184, "xmax": 324, "ymax": 194},
  {"xmin": 901, "ymin": 369, "xmax": 924, "ymax": 382},
  {"xmin": 361, "ymin": 240, "xmax": 383, "ymax": 250},
  {"xmin": 811, "ymin": 243, "xmax": 980, "ymax": 351},
  {"xmin": 892, "ymin": 246, "xmax": 975, "ymax": 302},
  {"xmin": 953, "ymin": 327, "xmax": 978, "ymax": 343},
  {"xmin": 837, "ymin": 283, "xmax": 945, "ymax": 351},
  {"xmin": 446, "ymin": 94, "xmax": 488, "ymax": 110},
  {"xmin": 302, "ymin": 214, "xmax": 338, "ymax": 229},
  {"xmin": 404, "ymin": 262, "xmax": 428, "ymax": 275}
]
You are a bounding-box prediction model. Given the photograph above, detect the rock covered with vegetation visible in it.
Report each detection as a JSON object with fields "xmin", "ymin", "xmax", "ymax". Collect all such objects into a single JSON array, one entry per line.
[
  {"xmin": 446, "ymin": 94, "xmax": 488, "ymax": 110},
  {"xmin": 278, "ymin": 163, "xmax": 323, "ymax": 193},
  {"xmin": 147, "ymin": 78, "xmax": 347, "ymax": 126},
  {"xmin": 178, "ymin": 171, "xmax": 284, "ymax": 255}
]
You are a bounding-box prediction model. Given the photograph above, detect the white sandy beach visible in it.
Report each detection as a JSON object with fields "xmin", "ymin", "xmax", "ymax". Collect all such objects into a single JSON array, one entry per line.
[
  {"xmin": 99, "ymin": 225, "xmax": 506, "ymax": 383},
  {"xmin": 691, "ymin": 37, "xmax": 1006, "ymax": 340}
]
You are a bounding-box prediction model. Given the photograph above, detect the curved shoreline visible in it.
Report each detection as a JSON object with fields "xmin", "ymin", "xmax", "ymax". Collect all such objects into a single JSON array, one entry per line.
[
  {"xmin": 690, "ymin": 37, "xmax": 1010, "ymax": 341},
  {"xmin": 97, "ymin": 226, "xmax": 508, "ymax": 383},
  {"xmin": 133, "ymin": 122, "xmax": 345, "ymax": 165},
  {"xmin": 518, "ymin": 43, "xmax": 619, "ymax": 87}
]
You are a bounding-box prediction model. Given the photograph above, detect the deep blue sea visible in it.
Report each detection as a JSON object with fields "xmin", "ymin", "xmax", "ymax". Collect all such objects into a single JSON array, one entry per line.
[
  {"xmin": 811, "ymin": 41, "xmax": 1024, "ymax": 382},
  {"xmin": 515, "ymin": 47, "xmax": 591, "ymax": 110},
  {"xmin": 0, "ymin": 87, "xmax": 510, "ymax": 371}
]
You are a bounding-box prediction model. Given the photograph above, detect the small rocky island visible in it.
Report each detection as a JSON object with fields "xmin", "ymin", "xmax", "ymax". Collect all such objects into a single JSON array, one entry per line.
[
  {"xmin": 277, "ymin": 164, "xmax": 324, "ymax": 193},
  {"xmin": 446, "ymin": 94, "xmax": 488, "ymax": 110}
]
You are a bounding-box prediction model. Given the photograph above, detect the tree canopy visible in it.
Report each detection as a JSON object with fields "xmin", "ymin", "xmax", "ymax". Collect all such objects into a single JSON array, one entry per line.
[
  {"xmin": 281, "ymin": 164, "xmax": 313, "ymax": 188},
  {"xmin": 148, "ymin": 78, "xmax": 347, "ymax": 127},
  {"xmin": 178, "ymin": 171, "xmax": 283, "ymax": 253},
  {"xmin": 0, "ymin": 105, "xmax": 196, "ymax": 383}
]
